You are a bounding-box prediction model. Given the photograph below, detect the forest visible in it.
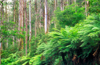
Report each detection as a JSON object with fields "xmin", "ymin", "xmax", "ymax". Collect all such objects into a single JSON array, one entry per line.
[{"xmin": 0, "ymin": 0, "xmax": 100, "ymax": 65}]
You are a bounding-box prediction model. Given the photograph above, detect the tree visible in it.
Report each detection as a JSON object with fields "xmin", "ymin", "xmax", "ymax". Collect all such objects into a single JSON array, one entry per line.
[
  {"xmin": 45, "ymin": 0, "xmax": 48, "ymax": 34},
  {"xmin": 29, "ymin": 0, "xmax": 31, "ymax": 51},
  {"xmin": 54, "ymin": 0, "xmax": 57, "ymax": 28},
  {"xmin": 85, "ymin": 0, "xmax": 87, "ymax": 16},
  {"xmin": 24, "ymin": 0, "xmax": 28, "ymax": 55},
  {"xmin": 35, "ymin": 0, "xmax": 37, "ymax": 37},
  {"xmin": 5, "ymin": 0, "xmax": 8, "ymax": 49},
  {"xmin": 19, "ymin": 0, "xmax": 24, "ymax": 50},
  {"xmin": 0, "ymin": 0, "xmax": 4, "ymax": 64},
  {"xmin": 13, "ymin": 0, "xmax": 16, "ymax": 46},
  {"xmin": 67, "ymin": 0, "xmax": 69, "ymax": 6},
  {"xmin": 60, "ymin": 0, "xmax": 64, "ymax": 11},
  {"xmin": 39, "ymin": 0, "xmax": 43, "ymax": 29}
]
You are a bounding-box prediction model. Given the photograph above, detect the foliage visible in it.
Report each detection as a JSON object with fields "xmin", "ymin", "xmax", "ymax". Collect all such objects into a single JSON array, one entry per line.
[
  {"xmin": 2, "ymin": 0, "xmax": 100, "ymax": 65},
  {"xmin": 33, "ymin": 14, "xmax": 100, "ymax": 65},
  {"xmin": 89, "ymin": 0, "xmax": 100, "ymax": 14},
  {"xmin": 55, "ymin": 4, "xmax": 85, "ymax": 27},
  {"xmin": 1, "ymin": 52, "xmax": 30, "ymax": 65},
  {"xmin": 29, "ymin": 54, "xmax": 42, "ymax": 65}
]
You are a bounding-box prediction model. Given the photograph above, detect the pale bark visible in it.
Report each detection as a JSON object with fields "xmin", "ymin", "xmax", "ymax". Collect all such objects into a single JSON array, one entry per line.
[
  {"xmin": 74, "ymin": 0, "xmax": 76, "ymax": 4},
  {"xmin": 85, "ymin": 0, "xmax": 87, "ymax": 16},
  {"xmin": 54, "ymin": 0, "xmax": 57, "ymax": 11},
  {"xmin": 13, "ymin": 0, "xmax": 16, "ymax": 46},
  {"xmin": 0, "ymin": 0, "xmax": 4, "ymax": 64},
  {"xmin": 39, "ymin": 0, "xmax": 43, "ymax": 29},
  {"xmin": 25, "ymin": 0, "xmax": 27, "ymax": 55},
  {"xmin": 45, "ymin": 0, "xmax": 48, "ymax": 34},
  {"xmin": 67, "ymin": 0, "xmax": 69, "ymax": 6},
  {"xmin": 19, "ymin": 0, "xmax": 24, "ymax": 50},
  {"xmin": 5, "ymin": 0, "xmax": 8, "ymax": 49},
  {"xmin": 35, "ymin": 0, "xmax": 37, "ymax": 37},
  {"xmin": 54, "ymin": 0, "xmax": 57, "ymax": 28},
  {"xmin": 29, "ymin": 0, "xmax": 31, "ymax": 50},
  {"xmin": 60, "ymin": 0, "xmax": 64, "ymax": 11},
  {"xmin": 87, "ymin": 1, "xmax": 89, "ymax": 16}
]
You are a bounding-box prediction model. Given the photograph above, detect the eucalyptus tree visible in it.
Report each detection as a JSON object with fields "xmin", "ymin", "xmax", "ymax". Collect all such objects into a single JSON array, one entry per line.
[
  {"xmin": 12, "ymin": 0, "xmax": 16, "ymax": 46},
  {"xmin": 0, "ymin": 0, "xmax": 4, "ymax": 64},
  {"xmin": 45, "ymin": 0, "xmax": 48, "ymax": 34},
  {"xmin": 19, "ymin": 0, "xmax": 24, "ymax": 50},
  {"xmin": 24, "ymin": 0, "xmax": 28, "ymax": 55},
  {"xmin": 85, "ymin": 0, "xmax": 87, "ymax": 16},
  {"xmin": 29, "ymin": 0, "xmax": 31, "ymax": 51},
  {"xmin": 60, "ymin": 0, "xmax": 64, "ymax": 11},
  {"xmin": 35, "ymin": 0, "xmax": 37, "ymax": 37}
]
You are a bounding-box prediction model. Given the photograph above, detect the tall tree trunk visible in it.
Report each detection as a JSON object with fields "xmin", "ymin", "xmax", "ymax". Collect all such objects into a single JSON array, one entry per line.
[
  {"xmin": 39, "ymin": 0, "xmax": 44, "ymax": 30},
  {"xmin": 54, "ymin": 0, "xmax": 57, "ymax": 28},
  {"xmin": 39, "ymin": 0, "xmax": 42, "ymax": 29},
  {"xmin": 45, "ymin": 0, "xmax": 48, "ymax": 34},
  {"xmin": 35, "ymin": 0, "xmax": 37, "ymax": 37},
  {"xmin": 74, "ymin": 0, "xmax": 76, "ymax": 4},
  {"xmin": 85, "ymin": 0, "xmax": 87, "ymax": 16},
  {"xmin": 87, "ymin": 1, "xmax": 89, "ymax": 16},
  {"xmin": 47, "ymin": 0, "xmax": 50, "ymax": 32},
  {"xmin": 13, "ymin": 0, "xmax": 16, "ymax": 46},
  {"xmin": 29, "ymin": 0, "xmax": 31, "ymax": 51},
  {"xmin": 24, "ymin": 0, "xmax": 27, "ymax": 55},
  {"xmin": 5, "ymin": 0, "xmax": 8, "ymax": 49},
  {"xmin": 67, "ymin": 0, "xmax": 69, "ymax": 6},
  {"xmin": 60, "ymin": 0, "xmax": 64, "ymax": 11},
  {"xmin": 19, "ymin": 0, "xmax": 24, "ymax": 50},
  {"xmin": 54, "ymin": 0, "xmax": 57, "ymax": 10},
  {"xmin": 0, "ymin": 0, "xmax": 4, "ymax": 64}
]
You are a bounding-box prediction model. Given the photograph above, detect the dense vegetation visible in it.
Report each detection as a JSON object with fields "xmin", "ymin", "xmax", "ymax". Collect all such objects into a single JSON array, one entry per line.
[{"xmin": 1, "ymin": 0, "xmax": 100, "ymax": 65}]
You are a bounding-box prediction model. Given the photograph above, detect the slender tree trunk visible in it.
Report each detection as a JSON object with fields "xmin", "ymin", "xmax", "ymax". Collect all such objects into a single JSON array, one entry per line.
[
  {"xmin": 74, "ymin": 0, "xmax": 76, "ymax": 11},
  {"xmin": 54, "ymin": 0, "xmax": 57, "ymax": 28},
  {"xmin": 13, "ymin": 0, "xmax": 16, "ymax": 46},
  {"xmin": 19, "ymin": 0, "xmax": 24, "ymax": 50},
  {"xmin": 39, "ymin": 0, "xmax": 42, "ymax": 29},
  {"xmin": 67, "ymin": 0, "xmax": 69, "ymax": 6},
  {"xmin": 35, "ymin": 0, "xmax": 37, "ymax": 37},
  {"xmin": 24, "ymin": 0, "xmax": 27, "ymax": 55},
  {"xmin": 74, "ymin": 0, "xmax": 76, "ymax": 4},
  {"xmin": 85, "ymin": 0, "xmax": 87, "ymax": 16},
  {"xmin": 29, "ymin": 0, "xmax": 31, "ymax": 51},
  {"xmin": 45, "ymin": 0, "xmax": 48, "ymax": 34},
  {"xmin": 87, "ymin": 1, "xmax": 89, "ymax": 16},
  {"xmin": 5, "ymin": 0, "xmax": 8, "ymax": 49},
  {"xmin": 42, "ymin": 0, "xmax": 45, "ymax": 29},
  {"xmin": 0, "ymin": 0, "xmax": 4, "ymax": 64},
  {"xmin": 60, "ymin": 0, "xmax": 64, "ymax": 11},
  {"xmin": 47, "ymin": 1, "xmax": 50, "ymax": 32},
  {"xmin": 54, "ymin": 0, "xmax": 57, "ymax": 10}
]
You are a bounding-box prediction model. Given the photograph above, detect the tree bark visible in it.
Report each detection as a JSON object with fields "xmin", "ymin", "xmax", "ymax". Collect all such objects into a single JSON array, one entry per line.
[
  {"xmin": 35, "ymin": 0, "xmax": 37, "ymax": 37},
  {"xmin": 24, "ymin": 0, "xmax": 28, "ymax": 55},
  {"xmin": 85, "ymin": 0, "xmax": 87, "ymax": 16},
  {"xmin": 67, "ymin": 0, "xmax": 69, "ymax": 6},
  {"xmin": 39, "ymin": 0, "xmax": 43, "ymax": 29},
  {"xmin": 29, "ymin": 0, "xmax": 31, "ymax": 52},
  {"xmin": 0, "ymin": 0, "xmax": 4, "ymax": 64},
  {"xmin": 60, "ymin": 0, "xmax": 64, "ymax": 11},
  {"xmin": 13, "ymin": 0, "xmax": 16, "ymax": 46},
  {"xmin": 54, "ymin": 0, "xmax": 57, "ymax": 28},
  {"xmin": 19, "ymin": 0, "xmax": 24, "ymax": 50},
  {"xmin": 5, "ymin": 0, "xmax": 8, "ymax": 49},
  {"xmin": 45, "ymin": 0, "xmax": 48, "ymax": 34},
  {"xmin": 87, "ymin": 1, "xmax": 89, "ymax": 16}
]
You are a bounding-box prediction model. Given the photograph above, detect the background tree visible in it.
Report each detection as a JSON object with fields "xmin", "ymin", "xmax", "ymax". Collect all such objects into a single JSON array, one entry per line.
[
  {"xmin": 19, "ymin": 0, "xmax": 24, "ymax": 50},
  {"xmin": 24, "ymin": 0, "xmax": 28, "ymax": 55},
  {"xmin": 45, "ymin": 0, "xmax": 48, "ymax": 34}
]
